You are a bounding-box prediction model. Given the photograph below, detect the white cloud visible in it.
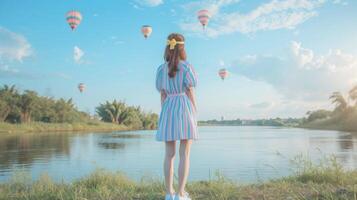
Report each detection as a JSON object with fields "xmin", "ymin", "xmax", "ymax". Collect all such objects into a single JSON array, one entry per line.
[
  {"xmin": 180, "ymin": 0, "xmax": 325, "ymax": 37},
  {"xmin": 219, "ymin": 60, "xmax": 225, "ymax": 66},
  {"xmin": 0, "ymin": 62, "xmax": 39, "ymax": 79},
  {"xmin": 135, "ymin": 0, "xmax": 163, "ymax": 7},
  {"xmin": 110, "ymin": 36, "xmax": 124, "ymax": 45},
  {"xmin": 182, "ymin": 0, "xmax": 240, "ymax": 17},
  {"xmin": 249, "ymin": 101, "xmax": 274, "ymax": 109},
  {"xmin": 55, "ymin": 72, "xmax": 71, "ymax": 80},
  {"xmin": 170, "ymin": 9, "xmax": 177, "ymax": 16},
  {"xmin": 332, "ymin": 0, "xmax": 348, "ymax": 5},
  {"xmin": 291, "ymin": 41, "xmax": 357, "ymax": 72},
  {"xmin": 291, "ymin": 41, "xmax": 315, "ymax": 67},
  {"xmin": 0, "ymin": 27, "xmax": 32, "ymax": 62},
  {"xmin": 73, "ymin": 46, "xmax": 84, "ymax": 64},
  {"xmin": 232, "ymin": 41, "xmax": 357, "ymax": 101},
  {"xmin": 0, "ymin": 64, "xmax": 19, "ymax": 74}
]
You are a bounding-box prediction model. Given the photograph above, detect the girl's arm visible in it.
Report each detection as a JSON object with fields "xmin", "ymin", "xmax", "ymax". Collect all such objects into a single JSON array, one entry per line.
[
  {"xmin": 161, "ymin": 90, "xmax": 167, "ymax": 106},
  {"xmin": 185, "ymin": 87, "xmax": 197, "ymax": 111}
]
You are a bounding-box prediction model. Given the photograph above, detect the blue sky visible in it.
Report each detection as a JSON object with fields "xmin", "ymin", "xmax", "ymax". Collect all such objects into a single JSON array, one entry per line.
[{"xmin": 1, "ymin": 0, "xmax": 357, "ymax": 120}]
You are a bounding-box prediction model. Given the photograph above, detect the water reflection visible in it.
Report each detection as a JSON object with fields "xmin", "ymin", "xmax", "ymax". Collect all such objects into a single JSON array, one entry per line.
[
  {"xmin": 0, "ymin": 128, "xmax": 356, "ymax": 183},
  {"xmin": 98, "ymin": 142, "xmax": 126, "ymax": 150},
  {"xmin": 96, "ymin": 133, "xmax": 142, "ymax": 150},
  {"xmin": 0, "ymin": 133, "xmax": 70, "ymax": 170},
  {"xmin": 307, "ymin": 130, "xmax": 357, "ymax": 168},
  {"xmin": 104, "ymin": 133, "xmax": 142, "ymax": 139},
  {"xmin": 336, "ymin": 132, "xmax": 357, "ymax": 167},
  {"xmin": 337, "ymin": 133, "xmax": 355, "ymax": 151}
]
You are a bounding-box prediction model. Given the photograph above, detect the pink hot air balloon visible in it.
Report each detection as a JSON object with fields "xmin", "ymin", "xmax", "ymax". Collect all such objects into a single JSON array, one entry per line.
[
  {"xmin": 197, "ymin": 9, "xmax": 211, "ymax": 29},
  {"xmin": 78, "ymin": 83, "xmax": 85, "ymax": 93},
  {"xmin": 66, "ymin": 10, "xmax": 82, "ymax": 31},
  {"xmin": 141, "ymin": 25, "xmax": 152, "ymax": 39},
  {"xmin": 218, "ymin": 68, "xmax": 228, "ymax": 80}
]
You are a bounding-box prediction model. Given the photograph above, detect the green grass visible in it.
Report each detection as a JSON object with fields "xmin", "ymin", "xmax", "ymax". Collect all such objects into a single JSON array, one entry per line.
[
  {"xmin": 0, "ymin": 121, "xmax": 131, "ymax": 134},
  {"xmin": 0, "ymin": 156, "xmax": 356, "ymax": 200}
]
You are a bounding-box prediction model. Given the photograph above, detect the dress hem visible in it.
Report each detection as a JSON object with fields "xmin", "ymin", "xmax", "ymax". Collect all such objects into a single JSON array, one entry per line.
[{"xmin": 156, "ymin": 137, "xmax": 199, "ymax": 142}]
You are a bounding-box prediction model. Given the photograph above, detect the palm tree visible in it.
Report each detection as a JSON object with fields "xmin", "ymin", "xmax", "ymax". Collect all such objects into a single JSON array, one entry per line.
[
  {"xmin": 96, "ymin": 103, "xmax": 111, "ymax": 122},
  {"xmin": 306, "ymin": 109, "xmax": 332, "ymax": 122},
  {"xmin": 141, "ymin": 113, "xmax": 158, "ymax": 129},
  {"xmin": 96, "ymin": 100, "xmax": 126, "ymax": 124},
  {"xmin": 53, "ymin": 98, "xmax": 77, "ymax": 123},
  {"xmin": 329, "ymin": 91, "xmax": 347, "ymax": 114},
  {"xmin": 96, "ymin": 99, "xmax": 158, "ymax": 128},
  {"xmin": 0, "ymin": 85, "xmax": 19, "ymax": 122},
  {"xmin": 0, "ymin": 99, "xmax": 10, "ymax": 121},
  {"xmin": 349, "ymin": 85, "xmax": 357, "ymax": 106},
  {"xmin": 110, "ymin": 100, "xmax": 127, "ymax": 124},
  {"xmin": 17, "ymin": 90, "xmax": 38, "ymax": 123},
  {"xmin": 122, "ymin": 106, "xmax": 142, "ymax": 128},
  {"xmin": 0, "ymin": 85, "xmax": 17, "ymax": 94}
]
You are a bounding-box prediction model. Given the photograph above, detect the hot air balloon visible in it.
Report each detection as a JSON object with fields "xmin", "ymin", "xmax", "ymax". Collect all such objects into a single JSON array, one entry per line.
[
  {"xmin": 78, "ymin": 83, "xmax": 85, "ymax": 93},
  {"xmin": 141, "ymin": 25, "xmax": 152, "ymax": 39},
  {"xmin": 66, "ymin": 10, "xmax": 82, "ymax": 31},
  {"xmin": 197, "ymin": 9, "xmax": 211, "ymax": 29},
  {"xmin": 218, "ymin": 68, "xmax": 228, "ymax": 80}
]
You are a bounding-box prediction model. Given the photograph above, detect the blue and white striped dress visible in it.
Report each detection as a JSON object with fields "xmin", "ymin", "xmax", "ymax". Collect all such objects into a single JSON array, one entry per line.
[{"xmin": 155, "ymin": 60, "xmax": 198, "ymax": 141}]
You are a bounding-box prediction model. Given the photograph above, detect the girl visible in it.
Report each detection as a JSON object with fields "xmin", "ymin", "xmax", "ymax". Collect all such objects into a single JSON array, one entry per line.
[{"xmin": 155, "ymin": 33, "xmax": 198, "ymax": 200}]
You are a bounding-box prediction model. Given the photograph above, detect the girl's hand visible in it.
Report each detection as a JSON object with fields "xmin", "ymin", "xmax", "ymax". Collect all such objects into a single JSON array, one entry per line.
[
  {"xmin": 185, "ymin": 87, "xmax": 197, "ymax": 112},
  {"xmin": 161, "ymin": 90, "xmax": 167, "ymax": 106}
]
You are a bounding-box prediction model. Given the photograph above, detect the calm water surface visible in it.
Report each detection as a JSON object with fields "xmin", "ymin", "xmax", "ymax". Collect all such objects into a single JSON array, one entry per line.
[{"xmin": 0, "ymin": 126, "xmax": 356, "ymax": 183}]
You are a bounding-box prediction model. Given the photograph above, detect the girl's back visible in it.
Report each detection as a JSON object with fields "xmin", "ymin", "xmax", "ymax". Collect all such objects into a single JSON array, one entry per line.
[{"xmin": 156, "ymin": 60, "xmax": 197, "ymax": 95}]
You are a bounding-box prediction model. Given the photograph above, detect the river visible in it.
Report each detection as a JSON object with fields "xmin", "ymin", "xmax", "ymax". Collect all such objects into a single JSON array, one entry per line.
[{"xmin": 0, "ymin": 126, "xmax": 356, "ymax": 183}]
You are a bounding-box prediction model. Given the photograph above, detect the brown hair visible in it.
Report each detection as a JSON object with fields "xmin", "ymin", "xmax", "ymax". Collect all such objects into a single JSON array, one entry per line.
[{"xmin": 164, "ymin": 33, "xmax": 187, "ymax": 78}]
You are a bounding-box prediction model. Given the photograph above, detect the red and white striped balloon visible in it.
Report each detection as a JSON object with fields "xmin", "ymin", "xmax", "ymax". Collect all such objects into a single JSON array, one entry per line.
[
  {"xmin": 218, "ymin": 68, "xmax": 228, "ymax": 80},
  {"xmin": 78, "ymin": 83, "xmax": 85, "ymax": 93},
  {"xmin": 197, "ymin": 9, "xmax": 211, "ymax": 29},
  {"xmin": 141, "ymin": 25, "xmax": 152, "ymax": 39},
  {"xmin": 66, "ymin": 10, "xmax": 82, "ymax": 31}
]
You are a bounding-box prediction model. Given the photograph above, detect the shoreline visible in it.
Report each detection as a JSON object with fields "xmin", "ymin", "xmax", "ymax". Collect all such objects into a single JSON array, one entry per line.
[
  {"xmin": 2, "ymin": 122, "xmax": 356, "ymax": 134},
  {"xmin": 0, "ymin": 122, "xmax": 149, "ymax": 134},
  {"xmin": 298, "ymin": 123, "xmax": 357, "ymax": 133},
  {"xmin": 199, "ymin": 123, "xmax": 357, "ymax": 133}
]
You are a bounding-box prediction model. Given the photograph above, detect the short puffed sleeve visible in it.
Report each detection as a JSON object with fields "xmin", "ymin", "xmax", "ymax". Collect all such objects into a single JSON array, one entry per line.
[
  {"xmin": 155, "ymin": 65, "xmax": 164, "ymax": 92},
  {"xmin": 184, "ymin": 63, "xmax": 197, "ymax": 89}
]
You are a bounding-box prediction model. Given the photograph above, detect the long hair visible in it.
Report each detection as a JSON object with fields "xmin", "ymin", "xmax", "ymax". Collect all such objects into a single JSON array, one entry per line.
[{"xmin": 164, "ymin": 33, "xmax": 187, "ymax": 78}]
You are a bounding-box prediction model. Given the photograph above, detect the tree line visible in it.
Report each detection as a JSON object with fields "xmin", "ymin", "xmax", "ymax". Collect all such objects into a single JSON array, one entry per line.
[
  {"xmin": 199, "ymin": 118, "xmax": 302, "ymax": 127},
  {"xmin": 0, "ymin": 85, "xmax": 157, "ymax": 130},
  {"xmin": 303, "ymin": 85, "xmax": 357, "ymax": 131}
]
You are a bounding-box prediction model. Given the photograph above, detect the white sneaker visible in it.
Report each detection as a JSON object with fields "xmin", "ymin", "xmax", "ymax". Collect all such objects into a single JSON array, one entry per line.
[
  {"xmin": 165, "ymin": 193, "xmax": 175, "ymax": 200},
  {"xmin": 174, "ymin": 192, "xmax": 191, "ymax": 200}
]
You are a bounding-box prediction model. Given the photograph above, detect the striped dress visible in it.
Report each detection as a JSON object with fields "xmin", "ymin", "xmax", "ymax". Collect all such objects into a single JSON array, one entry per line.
[{"xmin": 155, "ymin": 60, "xmax": 198, "ymax": 141}]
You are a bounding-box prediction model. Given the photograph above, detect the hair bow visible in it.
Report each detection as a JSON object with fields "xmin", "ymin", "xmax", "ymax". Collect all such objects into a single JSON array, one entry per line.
[{"xmin": 167, "ymin": 39, "xmax": 184, "ymax": 50}]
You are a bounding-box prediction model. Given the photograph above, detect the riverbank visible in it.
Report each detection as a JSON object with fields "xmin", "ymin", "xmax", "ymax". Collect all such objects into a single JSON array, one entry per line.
[
  {"xmin": 0, "ymin": 158, "xmax": 356, "ymax": 200},
  {"xmin": 0, "ymin": 122, "xmax": 132, "ymax": 134},
  {"xmin": 2, "ymin": 121, "xmax": 356, "ymax": 135},
  {"xmin": 300, "ymin": 118, "xmax": 357, "ymax": 133}
]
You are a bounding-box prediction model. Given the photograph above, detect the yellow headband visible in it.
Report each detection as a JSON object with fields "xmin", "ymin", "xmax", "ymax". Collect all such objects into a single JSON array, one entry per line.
[{"xmin": 167, "ymin": 39, "xmax": 184, "ymax": 50}]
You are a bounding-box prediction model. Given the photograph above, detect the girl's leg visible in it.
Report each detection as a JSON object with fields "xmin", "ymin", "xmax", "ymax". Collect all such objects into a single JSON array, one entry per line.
[
  {"xmin": 164, "ymin": 141, "xmax": 176, "ymax": 195},
  {"xmin": 178, "ymin": 139, "xmax": 192, "ymax": 196}
]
